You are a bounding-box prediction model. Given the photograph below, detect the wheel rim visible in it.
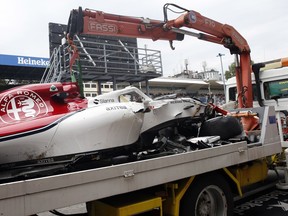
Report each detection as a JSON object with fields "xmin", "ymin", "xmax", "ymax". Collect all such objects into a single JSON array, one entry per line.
[{"xmin": 195, "ymin": 185, "xmax": 227, "ymax": 216}]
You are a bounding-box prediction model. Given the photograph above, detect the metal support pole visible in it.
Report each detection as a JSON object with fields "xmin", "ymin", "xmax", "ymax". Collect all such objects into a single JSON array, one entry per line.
[
  {"xmin": 146, "ymin": 79, "xmax": 150, "ymax": 96},
  {"xmin": 97, "ymin": 80, "xmax": 102, "ymax": 95},
  {"xmin": 217, "ymin": 53, "xmax": 226, "ymax": 97},
  {"xmin": 113, "ymin": 76, "xmax": 116, "ymax": 90}
]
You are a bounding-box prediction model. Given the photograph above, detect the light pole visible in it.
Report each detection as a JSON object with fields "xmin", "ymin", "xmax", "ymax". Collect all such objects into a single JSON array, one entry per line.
[{"xmin": 216, "ymin": 53, "xmax": 226, "ymax": 97}]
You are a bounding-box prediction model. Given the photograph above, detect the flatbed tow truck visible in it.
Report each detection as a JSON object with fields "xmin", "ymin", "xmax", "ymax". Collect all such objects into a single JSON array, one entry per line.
[
  {"xmin": 0, "ymin": 4, "xmax": 285, "ymax": 216},
  {"xmin": 0, "ymin": 107, "xmax": 282, "ymax": 216}
]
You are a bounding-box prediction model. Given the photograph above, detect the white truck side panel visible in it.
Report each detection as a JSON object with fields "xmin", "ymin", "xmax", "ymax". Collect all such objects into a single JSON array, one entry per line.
[{"xmin": 0, "ymin": 140, "xmax": 280, "ymax": 216}]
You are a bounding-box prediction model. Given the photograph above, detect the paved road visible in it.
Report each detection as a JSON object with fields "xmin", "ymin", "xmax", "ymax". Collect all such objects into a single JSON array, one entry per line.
[
  {"xmin": 234, "ymin": 187, "xmax": 288, "ymax": 216},
  {"xmin": 37, "ymin": 204, "xmax": 87, "ymax": 216}
]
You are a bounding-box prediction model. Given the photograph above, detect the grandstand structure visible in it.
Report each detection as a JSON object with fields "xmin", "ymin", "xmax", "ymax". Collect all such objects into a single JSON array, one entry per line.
[{"xmin": 0, "ymin": 23, "xmax": 224, "ymax": 100}]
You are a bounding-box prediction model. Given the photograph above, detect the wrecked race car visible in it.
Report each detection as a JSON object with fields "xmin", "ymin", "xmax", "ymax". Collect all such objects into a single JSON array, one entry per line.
[{"xmin": 0, "ymin": 82, "xmax": 242, "ymax": 181}]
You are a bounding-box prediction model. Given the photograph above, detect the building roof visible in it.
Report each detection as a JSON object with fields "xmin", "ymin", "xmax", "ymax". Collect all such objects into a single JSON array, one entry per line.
[
  {"xmin": 148, "ymin": 76, "xmax": 224, "ymax": 93},
  {"xmin": 149, "ymin": 77, "xmax": 208, "ymax": 87}
]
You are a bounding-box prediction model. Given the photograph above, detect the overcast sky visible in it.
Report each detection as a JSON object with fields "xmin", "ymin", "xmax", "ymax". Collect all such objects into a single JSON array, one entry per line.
[{"xmin": 1, "ymin": 0, "xmax": 288, "ymax": 77}]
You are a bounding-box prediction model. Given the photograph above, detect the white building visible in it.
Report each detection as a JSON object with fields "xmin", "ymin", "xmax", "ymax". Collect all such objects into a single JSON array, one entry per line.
[{"xmin": 83, "ymin": 81, "xmax": 114, "ymax": 97}]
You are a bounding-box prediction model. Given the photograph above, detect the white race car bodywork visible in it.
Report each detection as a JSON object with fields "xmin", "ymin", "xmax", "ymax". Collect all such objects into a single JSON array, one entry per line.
[
  {"xmin": 93, "ymin": 87, "xmax": 205, "ymax": 133},
  {"xmin": 0, "ymin": 86, "xmax": 206, "ymax": 165}
]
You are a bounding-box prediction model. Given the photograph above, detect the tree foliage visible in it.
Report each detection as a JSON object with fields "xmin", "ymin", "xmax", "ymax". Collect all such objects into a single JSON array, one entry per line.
[
  {"xmin": 225, "ymin": 60, "xmax": 254, "ymax": 80},
  {"xmin": 225, "ymin": 62, "xmax": 236, "ymax": 80}
]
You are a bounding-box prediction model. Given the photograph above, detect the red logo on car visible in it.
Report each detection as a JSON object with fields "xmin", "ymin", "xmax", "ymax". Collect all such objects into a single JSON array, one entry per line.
[{"xmin": 0, "ymin": 89, "xmax": 48, "ymax": 124}]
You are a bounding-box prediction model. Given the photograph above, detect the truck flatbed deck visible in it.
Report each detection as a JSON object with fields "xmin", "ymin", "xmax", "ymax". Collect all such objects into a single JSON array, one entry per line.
[{"xmin": 0, "ymin": 136, "xmax": 280, "ymax": 216}]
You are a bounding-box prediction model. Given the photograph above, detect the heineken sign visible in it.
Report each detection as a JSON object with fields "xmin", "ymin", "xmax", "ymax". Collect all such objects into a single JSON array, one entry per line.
[{"xmin": 0, "ymin": 54, "xmax": 49, "ymax": 68}]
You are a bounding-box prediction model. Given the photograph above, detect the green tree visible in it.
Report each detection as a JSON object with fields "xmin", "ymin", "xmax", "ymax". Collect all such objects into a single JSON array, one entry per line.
[
  {"xmin": 225, "ymin": 60, "xmax": 254, "ymax": 80},
  {"xmin": 225, "ymin": 62, "xmax": 236, "ymax": 80}
]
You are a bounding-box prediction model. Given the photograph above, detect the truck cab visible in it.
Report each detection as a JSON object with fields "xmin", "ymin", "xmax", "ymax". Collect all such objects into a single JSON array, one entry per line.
[{"xmin": 226, "ymin": 65, "xmax": 288, "ymax": 147}]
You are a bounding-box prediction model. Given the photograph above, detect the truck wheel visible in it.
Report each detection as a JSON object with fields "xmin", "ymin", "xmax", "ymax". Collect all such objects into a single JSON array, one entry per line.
[{"xmin": 180, "ymin": 172, "xmax": 233, "ymax": 216}]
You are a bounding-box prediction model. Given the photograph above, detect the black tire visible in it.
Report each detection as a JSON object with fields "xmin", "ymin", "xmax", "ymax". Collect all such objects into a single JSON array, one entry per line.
[
  {"xmin": 199, "ymin": 116, "xmax": 242, "ymax": 140},
  {"xmin": 180, "ymin": 172, "xmax": 233, "ymax": 216}
]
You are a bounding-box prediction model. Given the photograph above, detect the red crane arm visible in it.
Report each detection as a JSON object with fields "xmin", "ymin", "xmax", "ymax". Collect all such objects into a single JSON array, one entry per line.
[
  {"xmin": 164, "ymin": 10, "xmax": 251, "ymax": 54},
  {"xmin": 67, "ymin": 7, "xmax": 184, "ymax": 42},
  {"xmin": 66, "ymin": 5, "xmax": 253, "ymax": 108}
]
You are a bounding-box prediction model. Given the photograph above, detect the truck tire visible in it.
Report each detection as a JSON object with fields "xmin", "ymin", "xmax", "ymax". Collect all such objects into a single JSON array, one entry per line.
[{"xmin": 180, "ymin": 172, "xmax": 233, "ymax": 216}]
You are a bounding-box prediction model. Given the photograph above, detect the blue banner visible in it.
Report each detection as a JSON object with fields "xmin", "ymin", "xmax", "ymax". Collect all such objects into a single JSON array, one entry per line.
[{"xmin": 0, "ymin": 54, "xmax": 49, "ymax": 68}]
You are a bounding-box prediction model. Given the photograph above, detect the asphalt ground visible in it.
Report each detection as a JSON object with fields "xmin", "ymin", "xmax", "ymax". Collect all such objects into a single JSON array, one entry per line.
[
  {"xmin": 37, "ymin": 204, "xmax": 87, "ymax": 216},
  {"xmin": 234, "ymin": 186, "xmax": 288, "ymax": 216}
]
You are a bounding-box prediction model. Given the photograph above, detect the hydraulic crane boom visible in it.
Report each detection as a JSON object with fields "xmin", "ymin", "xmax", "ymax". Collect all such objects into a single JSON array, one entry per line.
[{"xmin": 66, "ymin": 3, "xmax": 253, "ymax": 108}]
